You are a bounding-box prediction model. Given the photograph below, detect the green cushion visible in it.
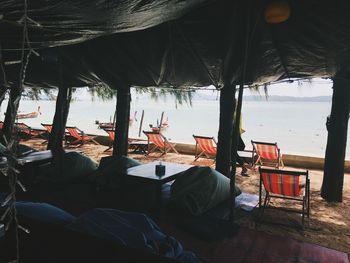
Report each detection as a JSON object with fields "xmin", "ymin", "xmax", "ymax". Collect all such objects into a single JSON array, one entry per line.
[
  {"xmin": 38, "ymin": 152, "xmax": 98, "ymax": 183},
  {"xmin": 170, "ymin": 166, "xmax": 241, "ymax": 216},
  {"xmin": 92, "ymin": 156, "xmax": 141, "ymax": 189}
]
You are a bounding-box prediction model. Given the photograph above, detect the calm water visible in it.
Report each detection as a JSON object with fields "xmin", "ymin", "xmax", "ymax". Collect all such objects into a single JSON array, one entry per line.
[{"xmin": 2, "ymin": 96, "xmax": 349, "ymax": 159}]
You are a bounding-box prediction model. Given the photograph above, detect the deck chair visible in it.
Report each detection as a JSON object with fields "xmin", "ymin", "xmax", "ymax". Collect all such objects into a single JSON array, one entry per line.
[
  {"xmin": 41, "ymin": 123, "xmax": 53, "ymax": 144},
  {"xmin": 104, "ymin": 129, "xmax": 115, "ymax": 152},
  {"xmin": 65, "ymin": 126, "xmax": 99, "ymax": 146},
  {"xmin": 251, "ymin": 140, "xmax": 284, "ymax": 169},
  {"xmin": 41, "ymin": 123, "xmax": 53, "ymax": 134},
  {"xmin": 259, "ymin": 167, "xmax": 310, "ymax": 225},
  {"xmin": 143, "ymin": 131, "xmax": 178, "ymax": 155},
  {"xmin": 15, "ymin": 122, "xmax": 46, "ymax": 140},
  {"xmin": 193, "ymin": 135, "xmax": 217, "ymax": 161}
]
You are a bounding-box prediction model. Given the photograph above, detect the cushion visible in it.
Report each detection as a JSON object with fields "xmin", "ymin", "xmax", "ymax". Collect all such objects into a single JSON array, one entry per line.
[
  {"xmin": 92, "ymin": 155, "xmax": 141, "ymax": 189},
  {"xmin": 38, "ymin": 152, "xmax": 98, "ymax": 183},
  {"xmin": 171, "ymin": 166, "xmax": 241, "ymax": 216},
  {"xmin": 15, "ymin": 201, "xmax": 76, "ymax": 225}
]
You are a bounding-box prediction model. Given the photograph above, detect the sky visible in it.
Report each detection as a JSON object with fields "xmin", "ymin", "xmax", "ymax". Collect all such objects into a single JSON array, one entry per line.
[
  {"xmin": 195, "ymin": 78, "xmax": 333, "ymax": 98},
  {"xmin": 69, "ymin": 77, "xmax": 334, "ymax": 101},
  {"xmin": 245, "ymin": 78, "xmax": 333, "ymax": 97}
]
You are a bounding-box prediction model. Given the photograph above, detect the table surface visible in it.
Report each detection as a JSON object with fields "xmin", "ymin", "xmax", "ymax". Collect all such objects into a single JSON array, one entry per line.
[
  {"xmin": 126, "ymin": 161, "xmax": 193, "ymax": 182},
  {"xmin": 237, "ymin": 150, "xmax": 254, "ymax": 159}
]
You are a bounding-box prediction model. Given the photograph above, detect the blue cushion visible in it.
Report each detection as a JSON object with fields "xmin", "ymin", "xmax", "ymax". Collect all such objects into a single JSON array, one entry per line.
[{"xmin": 15, "ymin": 201, "xmax": 76, "ymax": 225}]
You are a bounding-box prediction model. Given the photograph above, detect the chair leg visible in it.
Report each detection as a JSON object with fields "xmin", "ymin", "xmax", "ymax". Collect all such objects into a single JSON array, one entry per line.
[
  {"xmin": 167, "ymin": 143, "xmax": 178, "ymax": 154},
  {"xmin": 104, "ymin": 146, "xmax": 112, "ymax": 152},
  {"xmin": 147, "ymin": 145, "xmax": 158, "ymax": 155},
  {"xmin": 307, "ymin": 179, "xmax": 310, "ymax": 218},
  {"xmin": 194, "ymin": 151, "xmax": 205, "ymax": 161},
  {"xmin": 92, "ymin": 139, "xmax": 100, "ymax": 145},
  {"xmin": 280, "ymin": 159, "xmax": 285, "ymax": 168},
  {"xmin": 302, "ymin": 198, "xmax": 305, "ymax": 225},
  {"xmin": 259, "ymin": 193, "xmax": 269, "ymax": 219}
]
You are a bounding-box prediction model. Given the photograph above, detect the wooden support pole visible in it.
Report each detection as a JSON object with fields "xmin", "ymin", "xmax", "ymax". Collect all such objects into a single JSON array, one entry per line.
[
  {"xmin": 138, "ymin": 110, "xmax": 144, "ymax": 137},
  {"xmin": 48, "ymin": 86, "xmax": 72, "ymax": 152},
  {"xmin": 215, "ymin": 84, "xmax": 236, "ymax": 177},
  {"xmin": 321, "ymin": 73, "xmax": 350, "ymax": 202},
  {"xmin": 113, "ymin": 86, "xmax": 131, "ymax": 157}
]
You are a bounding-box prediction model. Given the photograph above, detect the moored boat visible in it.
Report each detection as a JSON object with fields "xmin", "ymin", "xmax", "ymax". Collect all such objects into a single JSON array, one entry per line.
[{"xmin": 16, "ymin": 106, "xmax": 41, "ymax": 119}]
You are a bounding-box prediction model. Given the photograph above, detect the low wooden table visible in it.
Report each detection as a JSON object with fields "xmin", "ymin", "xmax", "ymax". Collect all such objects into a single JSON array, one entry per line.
[
  {"xmin": 128, "ymin": 140, "xmax": 149, "ymax": 154},
  {"xmin": 126, "ymin": 161, "xmax": 193, "ymax": 207}
]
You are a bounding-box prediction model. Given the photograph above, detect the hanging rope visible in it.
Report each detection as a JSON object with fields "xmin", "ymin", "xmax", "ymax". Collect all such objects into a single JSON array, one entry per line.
[
  {"xmin": 229, "ymin": 0, "xmax": 263, "ymax": 224},
  {"xmin": 0, "ymin": 0, "xmax": 37, "ymax": 261}
]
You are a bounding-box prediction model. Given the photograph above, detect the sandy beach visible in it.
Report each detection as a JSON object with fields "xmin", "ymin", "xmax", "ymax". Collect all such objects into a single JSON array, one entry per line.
[{"xmin": 23, "ymin": 138, "xmax": 350, "ymax": 253}]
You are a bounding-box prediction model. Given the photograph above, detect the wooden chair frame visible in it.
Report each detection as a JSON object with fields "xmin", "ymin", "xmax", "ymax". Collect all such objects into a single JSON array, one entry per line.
[
  {"xmin": 259, "ymin": 167, "xmax": 310, "ymax": 226},
  {"xmin": 103, "ymin": 128, "xmax": 115, "ymax": 152},
  {"xmin": 15, "ymin": 122, "xmax": 46, "ymax": 140},
  {"xmin": 65, "ymin": 126, "xmax": 99, "ymax": 146},
  {"xmin": 192, "ymin": 135, "xmax": 217, "ymax": 161},
  {"xmin": 143, "ymin": 131, "xmax": 178, "ymax": 155},
  {"xmin": 251, "ymin": 140, "xmax": 284, "ymax": 169}
]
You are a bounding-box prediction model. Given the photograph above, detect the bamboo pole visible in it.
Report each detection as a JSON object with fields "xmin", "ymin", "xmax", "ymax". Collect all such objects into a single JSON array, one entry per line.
[
  {"xmin": 112, "ymin": 109, "xmax": 117, "ymax": 129},
  {"xmin": 159, "ymin": 111, "xmax": 164, "ymax": 131},
  {"xmin": 138, "ymin": 110, "xmax": 144, "ymax": 137}
]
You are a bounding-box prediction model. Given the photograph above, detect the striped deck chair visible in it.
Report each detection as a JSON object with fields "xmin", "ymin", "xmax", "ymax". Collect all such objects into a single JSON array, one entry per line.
[
  {"xmin": 41, "ymin": 123, "xmax": 53, "ymax": 134},
  {"xmin": 251, "ymin": 140, "xmax": 284, "ymax": 169},
  {"xmin": 41, "ymin": 123, "xmax": 53, "ymax": 144},
  {"xmin": 259, "ymin": 167, "xmax": 310, "ymax": 225},
  {"xmin": 193, "ymin": 135, "xmax": 217, "ymax": 161},
  {"xmin": 104, "ymin": 129, "xmax": 115, "ymax": 152},
  {"xmin": 66, "ymin": 126, "xmax": 99, "ymax": 146},
  {"xmin": 15, "ymin": 122, "xmax": 46, "ymax": 140},
  {"xmin": 143, "ymin": 131, "xmax": 178, "ymax": 155}
]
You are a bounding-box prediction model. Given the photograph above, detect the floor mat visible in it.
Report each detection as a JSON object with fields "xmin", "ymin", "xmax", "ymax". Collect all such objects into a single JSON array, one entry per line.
[{"xmin": 234, "ymin": 192, "xmax": 259, "ymax": 212}]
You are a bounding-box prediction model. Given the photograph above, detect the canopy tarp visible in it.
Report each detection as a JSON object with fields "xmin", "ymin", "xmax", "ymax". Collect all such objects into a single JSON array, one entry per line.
[{"xmin": 1, "ymin": 0, "xmax": 350, "ymax": 88}]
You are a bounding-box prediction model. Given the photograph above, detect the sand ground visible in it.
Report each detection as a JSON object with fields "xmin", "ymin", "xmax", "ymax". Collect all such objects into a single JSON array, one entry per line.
[{"xmin": 23, "ymin": 139, "xmax": 350, "ymax": 253}]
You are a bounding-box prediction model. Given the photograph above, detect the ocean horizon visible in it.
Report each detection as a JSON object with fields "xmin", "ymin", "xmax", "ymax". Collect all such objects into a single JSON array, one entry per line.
[{"xmin": 1, "ymin": 91, "xmax": 349, "ymax": 160}]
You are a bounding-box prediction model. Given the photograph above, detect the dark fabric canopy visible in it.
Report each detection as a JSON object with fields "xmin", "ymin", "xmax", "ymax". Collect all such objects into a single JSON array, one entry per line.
[{"xmin": 1, "ymin": 0, "xmax": 350, "ymax": 89}]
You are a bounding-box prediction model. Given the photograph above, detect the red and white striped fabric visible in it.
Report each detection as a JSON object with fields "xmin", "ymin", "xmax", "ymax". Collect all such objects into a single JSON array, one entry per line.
[
  {"xmin": 255, "ymin": 143, "xmax": 279, "ymax": 160},
  {"xmin": 67, "ymin": 127, "xmax": 81, "ymax": 139},
  {"xmin": 146, "ymin": 133, "xmax": 165, "ymax": 148},
  {"xmin": 261, "ymin": 171, "xmax": 301, "ymax": 197},
  {"xmin": 42, "ymin": 124, "xmax": 52, "ymax": 133},
  {"xmin": 66, "ymin": 127, "xmax": 95, "ymax": 141},
  {"xmin": 106, "ymin": 130, "xmax": 115, "ymax": 141},
  {"xmin": 195, "ymin": 137, "xmax": 217, "ymax": 155}
]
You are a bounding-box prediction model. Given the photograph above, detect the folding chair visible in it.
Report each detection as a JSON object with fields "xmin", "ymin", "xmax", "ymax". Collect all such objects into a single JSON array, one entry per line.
[
  {"xmin": 65, "ymin": 126, "xmax": 99, "ymax": 146},
  {"xmin": 15, "ymin": 122, "xmax": 46, "ymax": 140},
  {"xmin": 41, "ymin": 123, "xmax": 53, "ymax": 134},
  {"xmin": 192, "ymin": 135, "xmax": 217, "ymax": 161},
  {"xmin": 259, "ymin": 167, "xmax": 310, "ymax": 226},
  {"xmin": 104, "ymin": 129, "xmax": 115, "ymax": 152},
  {"xmin": 251, "ymin": 140, "xmax": 284, "ymax": 169},
  {"xmin": 143, "ymin": 131, "xmax": 178, "ymax": 155}
]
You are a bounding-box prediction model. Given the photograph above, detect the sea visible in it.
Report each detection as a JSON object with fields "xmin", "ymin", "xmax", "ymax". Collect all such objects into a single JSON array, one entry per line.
[{"xmin": 1, "ymin": 91, "xmax": 349, "ymax": 160}]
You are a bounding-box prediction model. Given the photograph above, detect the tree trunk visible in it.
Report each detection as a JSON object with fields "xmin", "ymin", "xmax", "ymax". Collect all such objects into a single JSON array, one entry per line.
[
  {"xmin": 1, "ymin": 84, "xmax": 22, "ymax": 145},
  {"xmin": 321, "ymin": 74, "xmax": 350, "ymax": 202},
  {"xmin": 47, "ymin": 86, "xmax": 72, "ymax": 153},
  {"xmin": 113, "ymin": 86, "xmax": 131, "ymax": 157},
  {"xmin": 216, "ymin": 84, "xmax": 236, "ymax": 176}
]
